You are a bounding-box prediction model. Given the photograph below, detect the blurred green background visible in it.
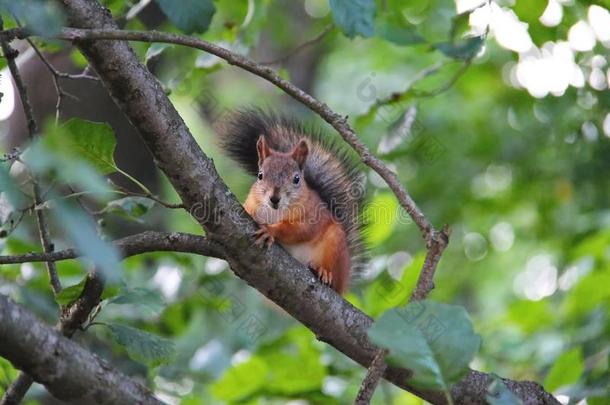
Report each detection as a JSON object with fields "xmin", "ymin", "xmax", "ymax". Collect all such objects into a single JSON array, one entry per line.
[{"xmin": 1, "ymin": 0, "xmax": 609, "ymax": 404}]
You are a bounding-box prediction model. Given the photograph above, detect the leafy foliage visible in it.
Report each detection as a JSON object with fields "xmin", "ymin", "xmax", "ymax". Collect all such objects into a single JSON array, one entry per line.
[
  {"xmin": 368, "ymin": 300, "xmax": 481, "ymax": 390},
  {"xmin": 435, "ymin": 36, "xmax": 485, "ymax": 60},
  {"xmin": 106, "ymin": 323, "xmax": 175, "ymax": 367},
  {"xmin": 108, "ymin": 287, "xmax": 166, "ymax": 316},
  {"xmin": 46, "ymin": 118, "xmax": 119, "ymax": 176},
  {"xmin": 54, "ymin": 198, "xmax": 123, "ymax": 283},
  {"xmin": 329, "ymin": 0, "xmax": 376, "ymax": 38},
  {"xmin": 375, "ymin": 13, "xmax": 424, "ymax": 46},
  {"xmin": 0, "ymin": 0, "xmax": 64, "ymax": 35},
  {"xmin": 543, "ymin": 347, "xmax": 585, "ymax": 392},
  {"xmin": 101, "ymin": 197, "xmax": 155, "ymax": 222},
  {"xmin": 55, "ymin": 276, "xmax": 88, "ymax": 306},
  {"xmin": 1, "ymin": 0, "xmax": 609, "ymax": 403},
  {"xmin": 156, "ymin": 0, "xmax": 216, "ymax": 34}
]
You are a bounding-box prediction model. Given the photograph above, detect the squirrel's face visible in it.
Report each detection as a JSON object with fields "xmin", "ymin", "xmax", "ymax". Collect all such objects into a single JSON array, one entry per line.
[{"xmin": 251, "ymin": 136, "xmax": 309, "ymax": 224}]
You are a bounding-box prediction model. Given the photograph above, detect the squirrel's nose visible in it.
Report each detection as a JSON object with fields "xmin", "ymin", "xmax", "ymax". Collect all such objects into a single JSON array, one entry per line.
[{"xmin": 270, "ymin": 195, "xmax": 280, "ymax": 209}]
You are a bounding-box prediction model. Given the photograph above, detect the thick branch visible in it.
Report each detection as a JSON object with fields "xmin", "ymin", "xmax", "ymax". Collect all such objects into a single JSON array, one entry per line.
[
  {"xmin": 0, "ymin": 231, "xmax": 225, "ymax": 264},
  {"xmin": 0, "ymin": 2, "xmax": 557, "ymax": 404},
  {"xmin": 1, "ymin": 272, "xmax": 104, "ymax": 404},
  {"xmin": 0, "ymin": 294, "xmax": 162, "ymax": 405}
]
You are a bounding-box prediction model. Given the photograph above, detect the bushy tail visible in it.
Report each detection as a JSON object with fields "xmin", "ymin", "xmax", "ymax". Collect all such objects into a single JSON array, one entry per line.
[{"xmin": 217, "ymin": 109, "xmax": 367, "ymax": 274}]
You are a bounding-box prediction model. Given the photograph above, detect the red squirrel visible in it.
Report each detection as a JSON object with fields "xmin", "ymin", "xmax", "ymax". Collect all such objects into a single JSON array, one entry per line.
[{"xmin": 219, "ymin": 111, "xmax": 366, "ymax": 294}]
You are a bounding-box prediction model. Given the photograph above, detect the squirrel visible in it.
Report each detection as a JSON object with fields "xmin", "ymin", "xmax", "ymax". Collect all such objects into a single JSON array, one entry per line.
[{"xmin": 218, "ymin": 110, "xmax": 366, "ymax": 294}]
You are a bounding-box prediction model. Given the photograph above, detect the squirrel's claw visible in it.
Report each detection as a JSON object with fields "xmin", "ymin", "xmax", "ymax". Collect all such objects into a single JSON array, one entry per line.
[
  {"xmin": 254, "ymin": 226, "xmax": 274, "ymax": 249},
  {"xmin": 309, "ymin": 263, "xmax": 333, "ymax": 288}
]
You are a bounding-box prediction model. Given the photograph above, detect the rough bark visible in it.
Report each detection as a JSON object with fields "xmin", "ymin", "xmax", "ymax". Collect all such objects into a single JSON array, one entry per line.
[{"xmin": 0, "ymin": 294, "xmax": 162, "ymax": 405}]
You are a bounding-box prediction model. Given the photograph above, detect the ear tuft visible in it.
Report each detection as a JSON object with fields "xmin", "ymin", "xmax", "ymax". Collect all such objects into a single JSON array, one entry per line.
[
  {"xmin": 256, "ymin": 135, "xmax": 271, "ymax": 167},
  {"xmin": 291, "ymin": 139, "xmax": 309, "ymax": 169}
]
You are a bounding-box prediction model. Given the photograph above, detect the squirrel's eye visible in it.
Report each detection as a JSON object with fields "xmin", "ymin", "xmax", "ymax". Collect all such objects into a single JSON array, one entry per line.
[
  {"xmin": 293, "ymin": 174, "xmax": 300, "ymax": 185},
  {"xmin": 257, "ymin": 171, "xmax": 263, "ymax": 180}
]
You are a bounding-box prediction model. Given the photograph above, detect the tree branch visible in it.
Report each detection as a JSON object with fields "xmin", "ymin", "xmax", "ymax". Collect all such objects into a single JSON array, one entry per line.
[
  {"xmin": 0, "ymin": 3, "xmax": 558, "ymax": 403},
  {"xmin": 354, "ymin": 348, "xmax": 388, "ymax": 405},
  {"xmin": 0, "ymin": 294, "xmax": 163, "ymax": 405},
  {"xmin": 1, "ymin": 272, "xmax": 104, "ymax": 405},
  {"xmin": 0, "ymin": 18, "xmax": 62, "ymax": 295},
  {"xmin": 0, "ymin": 231, "xmax": 225, "ymax": 265}
]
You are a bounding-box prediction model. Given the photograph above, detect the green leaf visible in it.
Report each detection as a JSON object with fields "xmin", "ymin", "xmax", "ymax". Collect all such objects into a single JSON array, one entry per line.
[
  {"xmin": 329, "ymin": 0, "xmax": 376, "ymax": 38},
  {"xmin": 102, "ymin": 197, "xmax": 155, "ymax": 221},
  {"xmin": 54, "ymin": 198, "xmax": 122, "ymax": 283},
  {"xmin": 435, "ymin": 36, "xmax": 485, "ymax": 60},
  {"xmin": 0, "ymin": 164, "xmax": 26, "ymax": 210},
  {"xmin": 156, "ymin": 0, "xmax": 216, "ymax": 34},
  {"xmin": 363, "ymin": 192, "xmax": 399, "ymax": 246},
  {"xmin": 364, "ymin": 253, "xmax": 425, "ymax": 317},
  {"xmin": 543, "ymin": 347, "xmax": 584, "ymax": 392},
  {"xmin": 22, "ymin": 140, "xmax": 112, "ymax": 198},
  {"xmin": 46, "ymin": 118, "xmax": 119, "ymax": 175},
  {"xmin": 368, "ymin": 300, "xmax": 481, "ymax": 390},
  {"xmin": 564, "ymin": 271, "xmax": 610, "ymax": 316},
  {"xmin": 375, "ymin": 12, "xmax": 423, "ymax": 46},
  {"xmin": 0, "ymin": 357, "xmax": 18, "ymax": 391},
  {"xmin": 106, "ymin": 323, "xmax": 175, "ymax": 367},
  {"xmin": 487, "ymin": 375, "xmax": 523, "ymax": 405},
  {"xmin": 55, "ymin": 276, "xmax": 88, "ymax": 306},
  {"xmin": 0, "ymin": 0, "xmax": 65, "ymax": 36},
  {"xmin": 108, "ymin": 287, "xmax": 165, "ymax": 315},
  {"xmin": 145, "ymin": 43, "xmax": 173, "ymax": 63},
  {"xmin": 210, "ymin": 356, "xmax": 268, "ymax": 401}
]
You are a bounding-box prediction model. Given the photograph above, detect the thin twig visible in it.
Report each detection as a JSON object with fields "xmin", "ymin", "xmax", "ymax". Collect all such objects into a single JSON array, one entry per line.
[
  {"xmin": 260, "ymin": 24, "xmax": 334, "ymax": 65},
  {"xmin": 410, "ymin": 224, "xmax": 450, "ymax": 301},
  {"xmin": 414, "ymin": 60, "xmax": 473, "ymax": 98},
  {"xmin": 11, "ymin": 17, "xmax": 97, "ymax": 122},
  {"xmin": 354, "ymin": 348, "xmax": 388, "ymax": 405},
  {"xmin": 109, "ymin": 181, "xmax": 185, "ymax": 209},
  {"xmin": 25, "ymin": 37, "xmax": 78, "ymax": 124},
  {"xmin": 0, "ymin": 375, "xmax": 33, "ymax": 405},
  {"xmin": 364, "ymin": 61, "xmax": 445, "ymax": 115},
  {"xmin": 0, "ymin": 18, "xmax": 62, "ymax": 295},
  {"xmin": 0, "ymin": 230, "xmax": 225, "ymax": 264},
  {"xmin": 137, "ymin": 192, "xmax": 184, "ymax": 209}
]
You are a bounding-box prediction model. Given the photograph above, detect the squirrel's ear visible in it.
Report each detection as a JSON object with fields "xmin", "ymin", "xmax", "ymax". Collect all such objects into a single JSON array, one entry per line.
[
  {"xmin": 256, "ymin": 135, "xmax": 271, "ymax": 166},
  {"xmin": 291, "ymin": 139, "xmax": 309, "ymax": 169}
]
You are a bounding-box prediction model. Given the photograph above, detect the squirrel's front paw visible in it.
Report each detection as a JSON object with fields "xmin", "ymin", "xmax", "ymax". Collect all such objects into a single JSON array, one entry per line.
[
  {"xmin": 309, "ymin": 264, "xmax": 333, "ymax": 288},
  {"xmin": 253, "ymin": 225, "xmax": 274, "ymax": 248}
]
